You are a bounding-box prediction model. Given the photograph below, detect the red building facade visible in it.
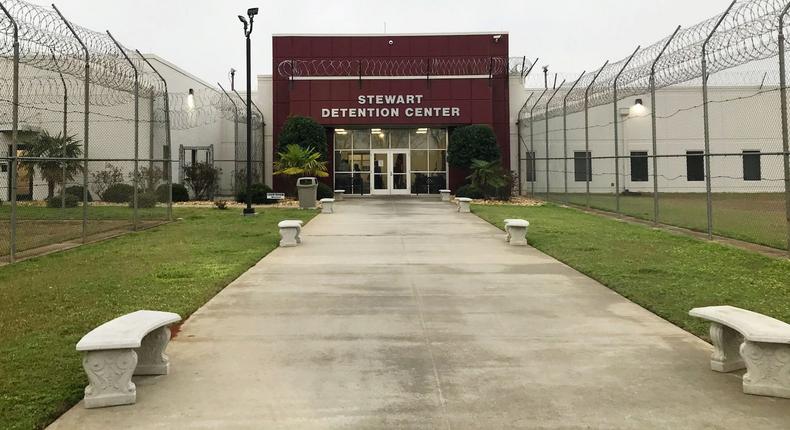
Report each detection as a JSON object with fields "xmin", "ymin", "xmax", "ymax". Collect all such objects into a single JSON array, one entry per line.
[{"xmin": 272, "ymin": 33, "xmax": 510, "ymax": 194}]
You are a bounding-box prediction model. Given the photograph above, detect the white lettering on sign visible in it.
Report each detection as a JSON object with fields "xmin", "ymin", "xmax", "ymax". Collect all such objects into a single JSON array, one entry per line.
[{"xmin": 322, "ymin": 95, "xmax": 461, "ymax": 119}]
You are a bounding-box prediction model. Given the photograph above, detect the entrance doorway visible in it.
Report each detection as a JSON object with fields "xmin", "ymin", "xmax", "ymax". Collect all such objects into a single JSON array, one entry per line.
[{"xmin": 371, "ymin": 150, "xmax": 409, "ymax": 195}]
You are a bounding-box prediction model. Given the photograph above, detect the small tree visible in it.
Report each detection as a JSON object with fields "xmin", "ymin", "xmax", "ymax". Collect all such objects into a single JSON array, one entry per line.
[
  {"xmin": 274, "ymin": 145, "xmax": 329, "ymax": 178},
  {"xmin": 278, "ymin": 116, "xmax": 328, "ymax": 159},
  {"xmin": 467, "ymin": 159, "xmax": 507, "ymax": 199},
  {"xmin": 21, "ymin": 131, "xmax": 83, "ymax": 200},
  {"xmin": 447, "ymin": 125, "xmax": 500, "ymax": 169},
  {"xmin": 129, "ymin": 165, "xmax": 164, "ymax": 192},
  {"xmin": 183, "ymin": 162, "xmax": 220, "ymax": 201},
  {"xmin": 92, "ymin": 163, "xmax": 125, "ymax": 199}
]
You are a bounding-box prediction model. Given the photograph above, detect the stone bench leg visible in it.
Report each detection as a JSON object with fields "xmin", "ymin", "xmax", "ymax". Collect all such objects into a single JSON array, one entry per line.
[
  {"xmin": 508, "ymin": 226, "xmax": 528, "ymax": 246},
  {"xmin": 458, "ymin": 201, "xmax": 471, "ymax": 213},
  {"xmin": 322, "ymin": 202, "xmax": 334, "ymax": 214},
  {"xmin": 709, "ymin": 323, "xmax": 745, "ymax": 373},
  {"xmin": 82, "ymin": 349, "xmax": 138, "ymax": 408},
  {"xmin": 295, "ymin": 226, "xmax": 302, "ymax": 244},
  {"xmin": 279, "ymin": 227, "xmax": 299, "ymax": 247},
  {"xmin": 134, "ymin": 326, "xmax": 172, "ymax": 376},
  {"xmin": 740, "ymin": 341, "xmax": 790, "ymax": 398},
  {"xmin": 440, "ymin": 191, "xmax": 451, "ymax": 202}
]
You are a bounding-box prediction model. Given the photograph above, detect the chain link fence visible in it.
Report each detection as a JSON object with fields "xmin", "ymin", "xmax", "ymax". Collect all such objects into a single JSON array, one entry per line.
[
  {"xmin": 0, "ymin": 0, "xmax": 263, "ymax": 264},
  {"xmin": 518, "ymin": 0, "xmax": 790, "ymax": 254}
]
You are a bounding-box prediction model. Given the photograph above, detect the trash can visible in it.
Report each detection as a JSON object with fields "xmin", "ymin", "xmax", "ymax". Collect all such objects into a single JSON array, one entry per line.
[{"xmin": 296, "ymin": 177, "xmax": 318, "ymax": 209}]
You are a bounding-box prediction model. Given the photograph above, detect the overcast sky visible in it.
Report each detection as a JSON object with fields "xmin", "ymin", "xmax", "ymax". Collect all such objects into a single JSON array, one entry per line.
[{"xmin": 25, "ymin": 0, "xmax": 732, "ymax": 89}]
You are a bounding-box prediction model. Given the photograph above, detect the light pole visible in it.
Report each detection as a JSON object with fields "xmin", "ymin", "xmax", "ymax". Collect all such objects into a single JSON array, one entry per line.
[{"xmin": 239, "ymin": 8, "xmax": 259, "ymax": 216}]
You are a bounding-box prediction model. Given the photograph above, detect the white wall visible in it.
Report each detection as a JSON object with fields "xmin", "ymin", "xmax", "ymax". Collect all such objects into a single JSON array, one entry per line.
[{"xmin": 514, "ymin": 85, "xmax": 786, "ymax": 195}]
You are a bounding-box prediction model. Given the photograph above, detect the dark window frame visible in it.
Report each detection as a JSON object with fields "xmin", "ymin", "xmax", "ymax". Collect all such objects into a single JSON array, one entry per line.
[
  {"xmin": 686, "ymin": 150, "xmax": 705, "ymax": 182},
  {"xmin": 525, "ymin": 151, "xmax": 536, "ymax": 183},
  {"xmin": 630, "ymin": 151, "xmax": 649, "ymax": 182},
  {"xmin": 742, "ymin": 150, "xmax": 761, "ymax": 181},
  {"xmin": 574, "ymin": 151, "xmax": 592, "ymax": 182}
]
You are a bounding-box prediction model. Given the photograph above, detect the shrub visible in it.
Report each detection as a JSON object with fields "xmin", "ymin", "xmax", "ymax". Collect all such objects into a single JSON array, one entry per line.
[
  {"xmin": 156, "ymin": 183, "xmax": 190, "ymax": 203},
  {"xmin": 317, "ymin": 182, "xmax": 333, "ymax": 200},
  {"xmin": 65, "ymin": 185, "xmax": 92, "ymax": 202},
  {"xmin": 278, "ymin": 116, "xmax": 328, "ymax": 159},
  {"xmin": 46, "ymin": 193, "xmax": 79, "ymax": 208},
  {"xmin": 101, "ymin": 183, "xmax": 135, "ymax": 203},
  {"xmin": 91, "ymin": 163, "xmax": 124, "ymax": 199},
  {"xmin": 455, "ymin": 184, "xmax": 485, "ymax": 199},
  {"xmin": 448, "ymin": 125, "xmax": 501, "ymax": 169},
  {"xmin": 214, "ymin": 200, "xmax": 229, "ymax": 210},
  {"xmin": 183, "ymin": 162, "xmax": 220, "ymax": 200},
  {"xmin": 236, "ymin": 183, "xmax": 277, "ymax": 205},
  {"xmin": 133, "ymin": 192, "xmax": 158, "ymax": 209}
]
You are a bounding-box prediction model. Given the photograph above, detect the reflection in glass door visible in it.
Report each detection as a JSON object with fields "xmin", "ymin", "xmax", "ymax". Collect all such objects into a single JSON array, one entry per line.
[
  {"xmin": 391, "ymin": 151, "xmax": 409, "ymax": 194},
  {"xmin": 372, "ymin": 152, "xmax": 388, "ymax": 193},
  {"xmin": 371, "ymin": 151, "xmax": 410, "ymax": 195}
]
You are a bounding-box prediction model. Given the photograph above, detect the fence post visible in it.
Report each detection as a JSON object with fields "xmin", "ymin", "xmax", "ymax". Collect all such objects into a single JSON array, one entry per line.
[
  {"xmin": 53, "ymin": 5, "xmax": 90, "ymax": 243},
  {"xmin": 584, "ymin": 61, "xmax": 609, "ymax": 209},
  {"xmin": 517, "ymin": 93, "xmax": 534, "ymax": 196},
  {"xmin": 650, "ymin": 26, "xmax": 682, "ymax": 226},
  {"xmin": 516, "ymin": 60, "xmax": 538, "ymax": 196},
  {"xmin": 701, "ymin": 0, "xmax": 736, "ymax": 240},
  {"xmin": 138, "ymin": 51, "xmax": 173, "ymax": 221},
  {"xmin": 545, "ymin": 80, "xmax": 566, "ymax": 201},
  {"xmin": 563, "ymin": 72, "xmax": 586, "ymax": 204},
  {"xmin": 107, "ymin": 31, "xmax": 139, "ymax": 230},
  {"xmin": 779, "ymin": 2, "xmax": 790, "ymax": 254},
  {"xmin": 529, "ymin": 88, "xmax": 549, "ymax": 198},
  {"xmin": 219, "ymin": 83, "xmax": 239, "ymax": 193},
  {"xmin": 613, "ymin": 46, "xmax": 640, "ymax": 216},
  {"xmin": 0, "ymin": 3, "xmax": 18, "ymax": 263},
  {"xmin": 52, "ymin": 53, "xmax": 68, "ymax": 210}
]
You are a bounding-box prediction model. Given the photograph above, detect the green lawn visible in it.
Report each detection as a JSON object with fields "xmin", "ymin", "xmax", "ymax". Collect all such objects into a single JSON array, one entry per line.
[
  {"xmin": 474, "ymin": 203, "xmax": 790, "ymax": 340},
  {"xmin": 543, "ymin": 193, "xmax": 787, "ymax": 250},
  {"xmin": 0, "ymin": 205, "xmax": 172, "ymax": 256},
  {"xmin": 0, "ymin": 207, "xmax": 316, "ymax": 430}
]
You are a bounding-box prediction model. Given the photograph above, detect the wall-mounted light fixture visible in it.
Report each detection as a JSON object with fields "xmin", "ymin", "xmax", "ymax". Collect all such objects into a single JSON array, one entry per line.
[
  {"xmin": 335, "ymin": 128, "xmax": 348, "ymax": 135},
  {"xmin": 416, "ymin": 128, "xmax": 428, "ymax": 134},
  {"xmin": 187, "ymin": 88, "xmax": 195, "ymax": 110},
  {"xmin": 629, "ymin": 98, "xmax": 649, "ymax": 117}
]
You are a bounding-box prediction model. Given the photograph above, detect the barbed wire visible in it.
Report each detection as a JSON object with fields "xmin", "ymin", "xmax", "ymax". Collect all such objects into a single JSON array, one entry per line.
[
  {"xmin": 277, "ymin": 56, "xmax": 511, "ymax": 78},
  {"xmin": 524, "ymin": 0, "xmax": 790, "ymax": 121}
]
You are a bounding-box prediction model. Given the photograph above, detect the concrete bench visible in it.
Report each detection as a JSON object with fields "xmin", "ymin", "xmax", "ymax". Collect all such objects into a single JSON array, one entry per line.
[
  {"xmin": 334, "ymin": 189, "xmax": 345, "ymax": 201},
  {"xmin": 320, "ymin": 198, "xmax": 335, "ymax": 214},
  {"xmin": 440, "ymin": 189, "xmax": 452, "ymax": 202},
  {"xmin": 504, "ymin": 219, "xmax": 530, "ymax": 246},
  {"xmin": 76, "ymin": 310, "xmax": 181, "ymax": 408},
  {"xmin": 456, "ymin": 197, "xmax": 472, "ymax": 213},
  {"xmin": 689, "ymin": 306, "xmax": 790, "ymax": 398},
  {"xmin": 278, "ymin": 220, "xmax": 303, "ymax": 247}
]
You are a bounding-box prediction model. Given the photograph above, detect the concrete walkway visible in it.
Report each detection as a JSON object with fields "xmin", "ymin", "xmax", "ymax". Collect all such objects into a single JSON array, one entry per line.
[{"xmin": 50, "ymin": 198, "xmax": 790, "ymax": 429}]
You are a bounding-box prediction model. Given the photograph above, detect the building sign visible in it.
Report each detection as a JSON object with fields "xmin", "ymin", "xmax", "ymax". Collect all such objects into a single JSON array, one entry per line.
[{"xmin": 321, "ymin": 94, "xmax": 462, "ymax": 120}]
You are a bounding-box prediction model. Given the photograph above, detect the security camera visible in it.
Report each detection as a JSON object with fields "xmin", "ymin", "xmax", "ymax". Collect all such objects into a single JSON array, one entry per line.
[
  {"xmin": 493, "ymin": 34, "xmax": 502, "ymax": 43},
  {"xmin": 389, "ymin": 40, "xmax": 394, "ymax": 45},
  {"xmin": 248, "ymin": 8, "xmax": 259, "ymax": 17}
]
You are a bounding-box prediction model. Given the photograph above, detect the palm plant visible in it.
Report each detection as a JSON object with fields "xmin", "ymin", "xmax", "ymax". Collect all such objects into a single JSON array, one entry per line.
[
  {"xmin": 273, "ymin": 144, "xmax": 328, "ymax": 178},
  {"xmin": 467, "ymin": 159, "xmax": 506, "ymax": 199},
  {"xmin": 21, "ymin": 131, "xmax": 83, "ymax": 199}
]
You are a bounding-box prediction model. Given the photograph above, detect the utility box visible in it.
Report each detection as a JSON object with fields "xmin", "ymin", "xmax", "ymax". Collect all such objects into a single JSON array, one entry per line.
[{"xmin": 296, "ymin": 177, "xmax": 318, "ymax": 209}]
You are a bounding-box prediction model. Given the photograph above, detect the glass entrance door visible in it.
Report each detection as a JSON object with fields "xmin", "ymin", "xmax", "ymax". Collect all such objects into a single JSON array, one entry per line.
[{"xmin": 371, "ymin": 151, "xmax": 410, "ymax": 195}]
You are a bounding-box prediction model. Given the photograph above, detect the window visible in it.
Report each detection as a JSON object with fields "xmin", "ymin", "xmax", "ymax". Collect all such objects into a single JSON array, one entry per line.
[
  {"xmin": 686, "ymin": 151, "xmax": 704, "ymax": 182},
  {"xmin": 574, "ymin": 151, "xmax": 592, "ymax": 182},
  {"xmin": 630, "ymin": 151, "xmax": 648, "ymax": 182},
  {"xmin": 525, "ymin": 151, "xmax": 536, "ymax": 182},
  {"xmin": 743, "ymin": 150, "xmax": 761, "ymax": 181}
]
